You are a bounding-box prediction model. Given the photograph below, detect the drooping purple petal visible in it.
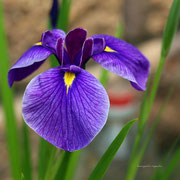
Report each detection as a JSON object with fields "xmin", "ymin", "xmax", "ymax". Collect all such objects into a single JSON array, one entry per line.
[
  {"xmin": 41, "ymin": 29, "xmax": 66, "ymax": 53},
  {"xmin": 65, "ymin": 28, "xmax": 87, "ymax": 62},
  {"xmin": 91, "ymin": 35, "xmax": 150, "ymax": 91},
  {"xmin": 22, "ymin": 67, "xmax": 109, "ymax": 151},
  {"xmin": 8, "ymin": 45, "xmax": 53, "ymax": 87},
  {"xmin": 79, "ymin": 38, "xmax": 93, "ymax": 67}
]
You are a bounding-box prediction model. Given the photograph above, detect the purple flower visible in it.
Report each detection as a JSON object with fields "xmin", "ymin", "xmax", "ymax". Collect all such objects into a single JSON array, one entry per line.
[{"xmin": 8, "ymin": 28, "xmax": 150, "ymax": 151}]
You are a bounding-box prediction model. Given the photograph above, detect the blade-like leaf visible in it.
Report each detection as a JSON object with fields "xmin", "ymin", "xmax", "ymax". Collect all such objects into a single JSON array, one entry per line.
[
  {"xmin": 21, "ymin": 122, "xmax": 32, "ymax": 180},
  {"xmin": 54, "ymin": 151, "xmax": 72, "ymax": 180},
  {"xmin": 125, "ymin": 79, "xmax": 151, "ymax": 180},
  {"xmin": 161, "ymin": 0, "xmax": 180, "ymax": 58},
  {"xmin": 38, "ymin": 139, "xmax": 55, "ymax": 180},
  {"xmin": 99, "ymin": 69, "xmax": 109, "ymax": 87},
  {"xmin": 0, "ymin": 2, "xmax": 21, "ymax": 180},
  {"xmin": 151, "ymin": 136, "xmax": 180, "ymax": 180},
  {"xmin": 127, "ymin": 88, "xmax": 173, "ymax": 180},
  {"xmin": 52, "ymin": 150, "xmax": 80, "ymax": 180},
  {"xmin": 57, "ymin": 0, "xmax": 72, "ymax": 32},
  {"xmin": 160, "ymin": 147, "xmax": 180, "ymax": 180},
  {"xmin": 51, "ymin": 150, "xmax": 65, "ymax": 180},
  {"xmin": 137, "ymin": 88, "xmax": 173, "ymax": 163},
  {"xmin": 147, "ymin": 0, "xmax": 180, "ymax": 115},
  {"xmin": 44, "ymin": 147, "xmax": 57, "ymax": 180},
  {"xmin": 88, "ymin": 119, "xmax": 137, "ymax": 180},
  {"xmin": 115, "ymin": 23, "xmax": 123, "ymax": 38},
  {"xmin": 65, "ymin": 150, "xmax": 81, "ymax": 180},
  {"xmin": 50, "ymin": 54, "xmax": 60, "ymax": 68}
]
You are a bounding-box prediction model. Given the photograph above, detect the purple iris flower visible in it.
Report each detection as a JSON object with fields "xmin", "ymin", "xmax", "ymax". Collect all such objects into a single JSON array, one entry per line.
[{"xmin": 8, "ymin": 28, "xmax": 150, "ymax": 151}]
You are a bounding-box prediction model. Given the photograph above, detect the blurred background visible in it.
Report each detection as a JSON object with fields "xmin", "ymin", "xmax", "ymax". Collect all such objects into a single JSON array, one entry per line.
[{"xmin": 1, "ymin": 0, "xmax": 180, "ymax": 179}]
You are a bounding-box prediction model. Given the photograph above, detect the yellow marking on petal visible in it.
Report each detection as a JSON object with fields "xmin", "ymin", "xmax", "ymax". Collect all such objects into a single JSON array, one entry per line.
[
  {"xmin": 104, "ymin": 46, "xmax": 117, "ymax": 53},
  {"xmin": 64, "ymin": 72, "xmax": 75, "ymax": 94},
  {"xmin": 35, "ymin": 42, "xmax": 42, "ymax": 46}
]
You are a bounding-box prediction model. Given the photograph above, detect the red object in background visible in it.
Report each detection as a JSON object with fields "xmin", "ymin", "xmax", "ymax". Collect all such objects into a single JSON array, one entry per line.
[{"xmin": 108, "ymin": 92, "xmax": 135, "ymax": 107}]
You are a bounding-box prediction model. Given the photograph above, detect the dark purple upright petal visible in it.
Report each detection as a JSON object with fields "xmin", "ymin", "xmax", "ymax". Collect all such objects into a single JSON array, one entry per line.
[
  {"xmin": 49, "ymin": 0, "xmax": 59, "ymax": 28},
  {"xmin": 65, "ymin": 28, "xmax": 87, "ymax": 62},
  {"xmin": 8, "ymin": 45, "xmax": 53, "ymax": 87},
  {"xmin": 22, "ymin": 67, "xmax": 109, "ymax": 151},
  {"xmin": 42, "ymin": 29, "xmax": 66, "ymax": 52},
  {"xmin": 91, "ymin": 35, "xmax": 150, "ymax": 91},
  {"xmin": 79, "ymin": 38, "xmax": 93, "ymax": 67},
  {"xmin": 62, "ymin": 49, "xmax": 71, "ymax": 65}
]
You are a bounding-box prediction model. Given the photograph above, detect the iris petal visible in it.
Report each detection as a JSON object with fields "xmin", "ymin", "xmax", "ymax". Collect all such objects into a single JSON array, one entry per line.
[
  {"xmin": 80, "ymin": 38, "xmax": 93, "ymax": 67},
  {"xmin": 65, "ymin": 28, "xmax": 87, "ymax": 62},
  {"xmin": 92, "ymin": 37, "xmax": 105, "ymax": 55},
  {"xmin": 91, "ymin": 35, "xmax": 150, "ymax": 91},
  {"xmin": 8, "ymin": 46, "xmax": 52, "ymax": 87},
  {"xmin": 56, "ymin": 38, "xmax": 64, "ymax": 64},
  {"xmin": 42, "ymin": 29, "xmax": 66, "ymax": 53},
  {"xmin": 22, "ymin": 67, "xmax": 109, "ymax": 151}
]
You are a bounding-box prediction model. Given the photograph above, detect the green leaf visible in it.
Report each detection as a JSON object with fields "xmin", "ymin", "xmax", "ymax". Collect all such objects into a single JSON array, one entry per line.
[
  {"xmin": 138, "ymin": 78, "xmax": 151, "ymax": 131},
  {"xmin": 44, "ymin": 147, "xmax": 57, "ymax": 180},
  {"xmin": 115, "ymin": 23, "xmax": 123, "ymax": 38},
  {"xmin": 65, "ymin": 150, "xmax": 81, "ymax": 180},
  {"xmin": 99, "ymin": 69, "xmax": 109, "ymax": 87},
  {"xmin": 126, "ymin": 88, "xmax": 173, "ymax": 180},
  {"xmin": 50, "ymin": 54, "xmax": 60, "ymax": 68},
  {"xmin": 159, "ymin": 147, "xmax": 180, "ymax": 180},
  {"xmin": 37, "ymin": 139, "xmax": 55, "ymax": 180},
  {"xmin": 54, "ymin": 151, "xmax": 72, "ymax": 180},
  {"xmin": 147, "ymin": 0, "xmax": 180, "ymax": 119},
  {"xmin": 21, "ymin": 122, "xmax": 32, "ymax": 180},
  {"xmin": 145, "ymin": 0, "xmax": 180, "ymax": 127},
  {"xmin": 51, "ymin": 150, "xmax": 65, "ymax": 179},
  {"xmin": 145, "ymin": 0, "xmax": 180, "ymax": 122},
  {"xmin": 88, "ymin": 119, "xmax": 137, "ymax": 180},
  {"xmin": 57, "ymin": 0, "xmax": 72, "ymax": 33},
  {"xmin": 161, "ymin": 0, "xmax": 180, "ymax": 58},
  {"xmin": 125, "ymin": 80, "xmax": 151, "ymax": 180},
  {"xmin": 0, "ymin": 2, "xmax": 21, "ymax": 180},
  {"xmin": 151, "ymin": 136, "xmax": 180, "ymax": 180},
  {"xmin": 53, "ymin": 150, "xmax": 80, "ymax": 180},
  {"xmin": 37, "ymin": 139, "xmax": 48, "ymax": 180},
  {"xmin": 137, "ymin": 88, "xmax": 173, "ymax": 162}
]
